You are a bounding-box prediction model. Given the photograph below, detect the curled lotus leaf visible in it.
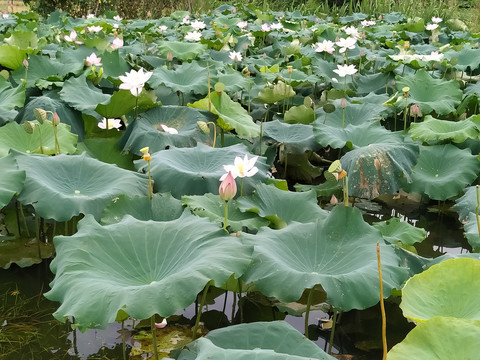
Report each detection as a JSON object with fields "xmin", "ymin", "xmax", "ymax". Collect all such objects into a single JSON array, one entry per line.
[
  {"xmin": 44, "ymin": 213, "xmax": 253, "ymax": 332},
  {"xmin": 0, "ymin": 154, "xmax": 25, "ymax": 209},
  {"xmin": 400, "ymin": 258, "xmax": 480, "ymax": 323},
  {"xmin": 13, "ymin": 151, "xmax": 148, "ymax": 221},
  {"xmin": 242, "ymin": 206, "xmax": 409, "ymax": 311},
  {"xmin": 408, "ymin": 115, "xmax": 479, "ymax": 144}
]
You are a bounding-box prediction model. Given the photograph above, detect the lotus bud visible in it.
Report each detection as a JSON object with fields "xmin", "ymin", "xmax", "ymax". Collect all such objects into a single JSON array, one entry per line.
[
  {"xmin": 243, "ymin": 43, "xmax": 248, "ymax": 51},
  {"xmin": 23, "ymin": 121, "xmax": 35, "ymax": 134},
  {"xmin": 410, "ymin": 104, "xmax": 422, "ymax": 117},
  {"xmin": 52, "ymin": 112, "xmax": 60, "ymax": 125},
  {"xmin": 155, "ymin": 318, "xmax": 167, "ymax": 329},
  {"xmin": 197, "ymin": 121, "xmax": 210, "ymax": 134},
  {"xmin": 459, "ymin": 113, "xmax": 467, "ymax": 120},
  {"xmin": 23, "ymin": 58, "xmax": 28, "ymax": 68},
  {"xmin": 263, "ymin": 52, "xmax": 267, "ymax": 59},
  {"xmin": 166, "ymin": 51, "xmax": 173, "ymax": 62},
  {"xmin": 33, "ymin": 108, "xmax": 47, "ymax": 124},
  {"xmin": 219, "ymin": 171, "xmax": 237, "ymax": 201},
  {"xmin": 340, "ymin": 98, "xmax": 347, "ymax": 109},
  {"xmin": 330, "ymin": 194, "xmax": 338, "ymax": 205},
  {"xmin": 378, "ymin": 14, "xmax": 382, "ymax": 20}
]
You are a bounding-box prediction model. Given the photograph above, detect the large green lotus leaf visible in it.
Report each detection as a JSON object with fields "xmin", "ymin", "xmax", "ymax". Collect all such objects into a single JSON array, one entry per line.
[
  {"xmin": 400, "ymin": 258, "xmax": 480, "ymax": 322},
  {"xmin": 237, "ymin": 184, "xmax": 328, "ymax": 229},
  {"xmin": 120, "ymin": 106, "xmax": 214, "ymax": 156},
  {"xmin": 4, "ymin": 30, "xmax": 39, "ymax": 49},
  {"xmin": 406, "ymin": 145, "xmax": 480, "ymax": 201},
  {"xmin": 174, "ymin": 321, "xmax": 335, "ymax": 360},
  {"xmin": 157, "ymin": 41, "xmax": 207, "ymax": 61},
  {"xmin": 11, "ymin": 54, "xmax": 71, "ymax": 88},
  {"xmin": 76, "ymin": 137, "xmax": 135, "ymax": 171},
  {"xmin": 341, "ymin": 141, "xmax": 419, "ymax": 199},
  {"xmin": 315, "ymin": 101, "xmax": 383, "ymax": 128},
  {"xmin": 408, "ymin": 115, "xmax": 479, "ymax": 144},
  {"xmin": 188, "ymin": 91, "xmax": 260, "ymax": 138},
  {"xmin": 55, "ymin": 46, "xmax": 96, "ymax": 76},
  {"xmin": 13, "ymin": 152, "xmax": 147, "ymax": 221},
  {"xmin": 0, "ymin": 154, "xmax": 25, "ymax": 209},
  {"xmin": 283, "ymin": 104, "xmax": 315, "ymax": 125},
  {"xmin": 395, "ymin": 69, "xmax": 463, "ymax": 116},
  {"xmin": 135, "ymin": 144, "xmax": 269, "ymax": 198},
  {"xmin": 59, "ymin": 75, "xmax": 111, "ymax": 116},
  {"xmin": 262, "ymin": 120, "xmax": 321, "ymax": 154},
  {"xmin": 445, "ymin": 47, "xmax": 480, "ymax": 72},
  {"xmin": 0, "ymin": 44, "xmax": 27, "ymax": 70},
  {"xmin": 17, "ymin": 92, "xmax": 85, "ymax": 140},
  {"xmin": 215, "ymin": 67, "xmax": 254, "ymax": 93},
  {"xmin": 454, "ymin": 186, "xmax": 479, "ymax": 222},
  {"xmin": 387, "ymin": 317, "xmax": 480, "ymax": 360},
  {"xmin": 256, "ymin": 81, "xmax": 295, "ymax": 104},
  {"xmin": 243, "ymin": 206, "xmax": 409, "ymax": 310},
  {"xmin": 0, "ymin": 237, "xmax": 55, "ymax": 270},
  {"xmin": 149, "ymin": 62, "xmax": 208, "ymax": 95},
  {"xmin": 101, "ymin": 193, "xmax": 184, "ymax": 225},
  {"xmin": 95, "ymin": 89, "xmax": 158, "ymax": 118},
  {"xmin": 0, "ymin": 77, "xmax": 26, "ymax": 124},
  {"xmin": 373, "ymin": 218, "xmax": 426, "ymax": 246},
  {"xmin": 0, "ymin": 121, "xmax": 78, "ymax": 157},
  {"xmin": 99, "ymin": 50, "xmax": 131, "ymax": 79},
  {"xmin": 182, "ymin": 193, "xmax": 270, "ymax": 232},
  {"xmin": 44, "ymin": 214, "xmax": 252, "ymax": 331},
  {"xmin": 462, "ymin": 212, "xmax": 480, "ymax": 251},
  {"xmin": 313, "ymin": 122, "xmax": 401, "ymax": 149}
]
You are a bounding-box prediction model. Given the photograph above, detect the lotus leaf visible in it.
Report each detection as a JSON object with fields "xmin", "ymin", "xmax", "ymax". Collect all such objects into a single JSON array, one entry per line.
[
  {"xmin": 95, "ymin": 89, "xmax": 158, "ymax": 119},
  {"xmin": 174, "ymin": 321, "xmax": 335, "ymax": 360},
  {"xmin": 284, "ymin": 104, "xmax": 315, "ymax": 125},
  {"xmin": 0, "ymin": 120, "xmax": 78, "ymax": 157},
  {"xmin": 101, "ymin": 193, "xmax": 184, "ymax": 225},
  {"xmin": 119, "ymin": 106, "xmax": 214, "ymax": 155},
  {"xmin": 406, "ymin": 144, "xmax": 480, "ymax": 201},
  {"xmin": 315, "ymin": 101, "xmax": 383, "ymax": 128},
  {"xmin": 13, "ymin": 151, "xmax": 148, "ymax": 221},
  {"xmin": 454, "ymin": 185, "xmax": 479, "ymax": 222},
  {"xmin": 215, "ymin": 67, "xmax": 254, "ymax": 93},
  {"xmin": 461, "ymin": 213, "xmax": 480, "ymax": 251},
  {"xmin": 188, "ymin": 91, "xmax": 260, "ymax": 138},
  {"xmin": 341, "ymin": 141, "xmax": 418, "ymax": 199},
  {"xmin": 11, "ymin": 54, "xmax": 71, "ymax": 88},
  {"xmin": 135, "ymin": 144, "xmax": 269, "ymax": 198},
  {"xmin": 445, "ymin": 47, "xmax": 480, "ymax": 72},
  {"xmin": 59, "ymin": 75, "xmax": 111, "ymax": 116},
  {"xmin": 237, "ymin": 184, "xmax": 327, "ymax": 228},
  {"xmin": 77, "ymin": 137, "xmax": 135, "ymax": 171},
  {"xmin": 99, "ymin": 50, "xmax": 131, "ymax": 79},
  {"xmin": 243, "ymin": 206, "xmax": 409, "ymax": 310},
  {"xmin": 0, "ymin": 44, "xmax": 28, "ymax": 70},
  {"xmin": 182, "ymin": 193, "xmax": 269, "ymax": 231},
  {"xmin": 0, "ymin": 237, "xmax": 55, "ymax": 270},
  {"xmin": 261, "ymin": 120, "xmax": 321, "ymax": 154},
  {"xmin": 0, "ymin": 77, "xmax": 25, "ymax": 124},
  {"xmin": 408, "ymin": 115, "xmax": 479, "ymax": 144},
  {"xmin": 400, "ymin": 258, "xmax": 480, "ymax": 322},
  {"xmin": 256, "ymin": 81, "xmax": 295, "ymax": 104},
  {"xmin": 373, "ymin": 218, "xmax": 426, "ymax": 246},
  {"xmin": 157, "ymin": 41, "xmax": 207, "ymax": 61},
  {"xmin": 395, "ymin": 69, "xmax": 463, "ymax": 116},
  {"xmin": 0, "ymin": 154, "xmax": 25, "ymax": 209},
  {"xmin": 44, "ymin": 214, "xmax": 253, "ymax": 331},
  {"xmin": 149, "ymin": 62, "xmax": 208, "ymax": 95},
  {"xmin": 387, "ymin": 317, "xmax": 480, "ymax": 360}
]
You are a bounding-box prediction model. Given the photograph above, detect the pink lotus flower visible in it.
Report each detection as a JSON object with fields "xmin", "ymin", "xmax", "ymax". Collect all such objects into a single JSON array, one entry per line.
[
  {"xmin": 155, "ymin": 318, "xmax": 167, "ymax": 329},
  {"xmin": 85, "ymin": 52, "xmax": 102, "ymax": 66},
  {"xmin": 219, "ymin": 171, "xmax": 237, "ymax": 201},
  {"xmin": 111, "ymin": 37, "xmax": 123, "ymax": 50}
]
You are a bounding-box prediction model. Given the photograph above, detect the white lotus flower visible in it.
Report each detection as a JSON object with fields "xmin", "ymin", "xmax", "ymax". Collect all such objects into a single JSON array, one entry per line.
[
  {"xmin": 87, "ymin": 25, "xmax": 103, "ymax": 33},
  {"xmin": 336, "ymin": 37, "xmax": 357, "ymax": 53},
  {"xmin": 111, "ymin": 37, "xmax": 123, "ymax": 49},
  {"xmin": 86, "ymin": 14, "xmax": 95, "ymax": 19},
  {"xmin": 159, "ymin": 124, "xmax": 178, "ymax": 134},
  {"xmin": 426, "ymin": 23, "xmax": 439, "ymax": 31},
  {"xmin": 333, "ymin": 64, "xmax": 358, "ymax": 77},
  {"xmin": 431, "ymin": 16, "xmax": 442, "ymax": 23},
  {"xmin": 2, "ymin": 13, "xmax": 9, "ymax": 19},
  {"xmin": 314, "ymin": 40, "xmax": 335, "ymax": 54},
  {"xmin": 64, "ymin": 30, "xmax": 78, "ymax": 42},
  {"xmin": 85, "ymin": 52, "xmax": 102, "ymax": 66},
  {"xmin": 261, "ymin": 23, "xmax": 271, "ymax": 32},
  {"xmin": 190, "ymin": 19, "xmax": 206, "ymax": 30},
  {"xmin": 158, "ymin": 25, "xmax": 168, "ymax": 33},
  {"xmin": 220, "ymin": 154, "xmax": 259, "ymax": 180},
  {"xmin": 118, "ymin": 67, "xmax": 153, "ymax": 96},
  {"xmin": 343, "ymin": 26, "xmax": 360, "ymax": 39},
  {"xmin": 361, "ymin": 20, "xmax": 376, "ymax": 27},
  {"xmin": 237, "ymin": 21, "xmax": 248, "ymax": 29},
  {"xmin": 98, "ymin": 118, "xmax": 122, "ymax": 130},
  {"xmin": 113, "ymin": 15, "xmax": 122, "ymax": 21},
  {"xmin": 424, "ymin": 51, "xmax": 444, "ymax": 62},
  {"xmin": 229, "ymin": 51, "xmax": 243, "ymax": 62},
  {"xmin": 181, "ymin": 15, "xmax": 190, "ymax": 24},
  {"xmin": 184, "ymin": 31, "xmax": 202, "ymax": 41},
  {"xmin": 270, "ymin": 22, "xmax": 283, "ymax": 31}
]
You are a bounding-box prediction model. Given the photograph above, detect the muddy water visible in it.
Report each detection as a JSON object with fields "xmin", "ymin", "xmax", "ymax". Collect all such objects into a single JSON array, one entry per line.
[{"xmin": 0, "ymin": 206, "xmax": 469, "ymax": 360}]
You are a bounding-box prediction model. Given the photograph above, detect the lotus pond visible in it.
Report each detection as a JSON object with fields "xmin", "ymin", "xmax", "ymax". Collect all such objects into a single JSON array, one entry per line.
[{"xmin": 1, "ymin": 5, "xmax": 480, "ymax": 360}]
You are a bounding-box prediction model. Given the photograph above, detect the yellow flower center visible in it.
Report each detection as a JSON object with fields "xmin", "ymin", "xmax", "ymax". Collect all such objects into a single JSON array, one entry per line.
[{"xmin": 238, "ymin": 163, "xmax": 244, "ymax": 175}]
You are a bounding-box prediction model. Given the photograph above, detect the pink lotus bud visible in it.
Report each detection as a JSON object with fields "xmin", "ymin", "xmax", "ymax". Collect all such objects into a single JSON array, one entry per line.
[
  {"xmin": 167, "ymin": 51, "xmax": 173, "ymax": 62},
  {"xmin": 378, "ymin": 14, "xmax": 382, "ymax": 20},
  {"xmin": 219, "ymin": 171, "xmax": 237, "ymax": 201},
  {"xmin": 330, "ymin": 195, "xmax": 338, "ymax": 205},
  {"xmin": 233, "ymin": 7, "xmax": 236, "ymax": 13},
  {"xmin": 23, "ymin": 58, "xmax": 28, "ymax": 68},
  {"xmin": 340, "ymin": 98, "xmax": 347, "ymax": 108},
  {"xmin": 476, "ymin": 42, "xmax": 479, "ymax": 48},
  {"xmin": 243, "ymin": 43, "xmax": 248, "ymax": 50},
  {"xmin": 410, "ymin": 104, "xmax": 422, "ymax": 117},
  {"xmin": 147, "ymin": 10, "xmax": 151, "ymax": 17},
  {"xmin": 263, "ymin": 52, "xmax": 267, "ymax": 59},
  {"xmin": 155, "ymin": 318, "xmax": 167, "ymax": 329},
  {"xmin": 52, "ymin": 112, "xmax": 60, "ymax": 125}
]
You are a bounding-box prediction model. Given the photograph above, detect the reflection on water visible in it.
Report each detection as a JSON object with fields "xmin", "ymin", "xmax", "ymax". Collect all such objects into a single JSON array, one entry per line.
[{"xmin": 0, "ymin": 203, "xmax": 472, "ymax": 359}]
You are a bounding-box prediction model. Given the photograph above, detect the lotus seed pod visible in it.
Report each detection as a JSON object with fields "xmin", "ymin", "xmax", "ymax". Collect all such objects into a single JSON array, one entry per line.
[
  {"xmin": 197, "ymin": 121, "xmax": 210, "ymax": 134},
  {"xmin": 328, "ymin": 159, "xmax": 343, "ymax": 174},
  {"xmin": 33, "ymin": 108, "xmax": 47, "ymax": 124},
  {"xmin": 23, "ymin": 121, "xmax": 35, "ymax": 134},
  {"xmin": 323, "ymin": 103, "xmax": 335, "ymax": 113}
]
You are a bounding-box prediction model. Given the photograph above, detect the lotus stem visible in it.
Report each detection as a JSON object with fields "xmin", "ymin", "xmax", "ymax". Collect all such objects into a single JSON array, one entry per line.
[
  {"xmin": 207, "ymin": 62, "xmax": 212, "ymax": 112},
  {"xmin": 221, "ymin": 128, "xmax": 225, "ymax": 147},
  {"xmin": 231, "ymin": 280, "xmax": 238, "ymax": 322},
  {"xmin": 147, "ymin": 159, "xmax": 153, "ymax": 199},
  {"xmin": 240, "ymin": 178, "xmax": 244, "ymax": 197},
  {"xmin": 475, "ymin": 185, "xmax": 480, "ymax": 238},
  {"xmin": 150, "ymin": 315, "xmax": 159, "ymax": 360},
  {"xmin": 259, "ymin": 105, "xmax": 269, "ymax": 155},
  {"xmin": 223, "ymin": 200, "xmax": 229, "ymax": 232},
  {"xmin": 18, "ymin": 200, "xmax": 30, "ymax": 238},
  {"xmin": 238, "ymin": 280, "xmax": 243, "ymax": 323},
  {"xmin": 343, "ymin": 175, "xmax": 349, "ymax": 207},
  {"xmin": 192, "ymin": 282, "xmax": 211, "ymax": 339},
  {"xmin": 53, "ymin": 123, "xmax": 61, "ymax": 155},
  {"xmin": 328, "ymin": 308, "xmax": 338, "ymax": 354},
  {"xmin": 377, "ymin": 241, "xmax": 387, "ymax": 360},
  {"xmin": 37, "ymin": 125, "xmax": 44, "ymax": 154},
  {"xmin": 304, "ymin": 287, "xmax": 315, "ymax": 338},
  {"xmin": 121, "ymin": 320, "xmax": 126, "ymax": 360}
]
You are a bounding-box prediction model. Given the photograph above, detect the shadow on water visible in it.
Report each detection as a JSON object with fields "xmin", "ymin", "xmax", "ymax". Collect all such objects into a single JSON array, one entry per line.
[{"xmin": 0, "ymin": 203, "xmax": 472, "ymax": 360}]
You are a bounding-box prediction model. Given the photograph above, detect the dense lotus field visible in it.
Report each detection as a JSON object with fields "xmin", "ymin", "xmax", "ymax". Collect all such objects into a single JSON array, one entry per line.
[{"xmin": 1, "ymin": 4, "xmax": 480, "ymax": 359}]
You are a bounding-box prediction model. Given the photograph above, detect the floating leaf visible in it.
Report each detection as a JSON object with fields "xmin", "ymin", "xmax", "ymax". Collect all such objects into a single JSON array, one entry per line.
[
  {"xmin": 44, "ymin": 214, "xmax": 252, "ymax": 331},
  {"xmin": 400, "ymin": 258, "xmax": 480, "ymax": 322}
]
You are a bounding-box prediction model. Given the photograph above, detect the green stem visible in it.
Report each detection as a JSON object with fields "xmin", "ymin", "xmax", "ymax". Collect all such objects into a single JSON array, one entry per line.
[
  {"xmin": 37, "ymin": 126, "xmax": 44, "ymax": 154},
  {"xmin": 240, "ymin": 178, "xmax": 244, "ymax": 197},
  {"xmin": 259, "ymin": 105, "xmax": 269, "ymax": 155},
  {"xmin": 122, "ymin": 320, "xmax": 127, "ymax": 360},
  {"xmin": 150, "ymin": 316, "xmax": 159, "ymax": 360},
  {"xmin": 377, "ymin": 241, "xmax": 387, "ymax": 360},
  {"xmin": 342, "ymin": 107, "xmax": 345, "ymax": 128},
  {"xmin": 147, "ymin": 160, "xmax": 152, "ymax": 199},
  {"xmin": 223, "ymin": 200, "xmax": 229, "ymax": 232},
  {"xmin": 344, "ymin": 176, "xmax": 349, "ymax": 207},
  {"xmin": 328, "ymin": 309, "xmax": 338, "ymax": 354},
  {"xmin": 135, "ymin": 92, "xmax": 139, "ymax": 120},
  {"xmin": 475, "ymin": 185, "xmax": 480, "ymax": 239},
  {"xmin": 210, "ymin": 122, "xmax": 217, "ymax": 148},
  {"xmin": 304, "ymin": 288, "xmax": 314, "ymax": 338},
  {"xmin": 221, "ymin": 128, "xmax": 225, "ymax": 147},
  {"xmin": 192, "ymin": 283, "xmax": 211, "ymax": 339},
  {"xmin": 53, "ymin": 123, "xmax": 61, "ymax": 155},
  {"xmin": 18, "ymin": 201, "xmax": 30, "ymax": 238},
  {"xmin": 403, "ymin": 103, "xmax": 409, "ymax": 133}
]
